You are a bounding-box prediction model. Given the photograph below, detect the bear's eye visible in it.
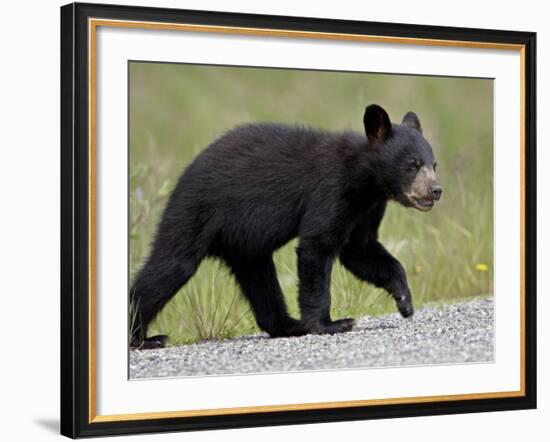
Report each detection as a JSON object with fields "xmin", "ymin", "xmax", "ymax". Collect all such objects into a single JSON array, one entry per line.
[
  {"xmin": 408, "ymin": 159, "xmax": 422, "ymax": 171},
  {"xmin": 433, "ymin": 162, "xmax": 437, "ymax": 172}
]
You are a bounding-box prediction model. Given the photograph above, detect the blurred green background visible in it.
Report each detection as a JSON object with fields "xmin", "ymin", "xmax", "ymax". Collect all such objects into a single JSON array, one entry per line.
[{"xmin": 129, "ymin": 62, "xmax": 493, "ymax": 345}]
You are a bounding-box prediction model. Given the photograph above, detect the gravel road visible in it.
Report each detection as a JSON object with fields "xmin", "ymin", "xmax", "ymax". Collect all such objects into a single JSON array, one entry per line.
[{"xmin": 130, "ymin": 297, "xmax": 494, "ymax": 379}]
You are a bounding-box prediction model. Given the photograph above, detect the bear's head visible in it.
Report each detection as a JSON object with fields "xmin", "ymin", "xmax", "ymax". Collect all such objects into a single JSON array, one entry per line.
[{"xmin": 363, "ymin": 104, "xmax": 442, "ymax": 211}]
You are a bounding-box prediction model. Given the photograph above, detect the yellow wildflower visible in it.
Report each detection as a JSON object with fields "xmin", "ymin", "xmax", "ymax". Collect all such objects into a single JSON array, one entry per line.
[{"xmin": 476, "ymin": 263, "xmax": 488, "ymax": 272}]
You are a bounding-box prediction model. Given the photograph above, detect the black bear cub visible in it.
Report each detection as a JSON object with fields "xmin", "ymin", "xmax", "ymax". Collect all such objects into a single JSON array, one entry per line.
[{"xmin": 130, "ymin": 104, "xmax": 442, "ymax": 349}]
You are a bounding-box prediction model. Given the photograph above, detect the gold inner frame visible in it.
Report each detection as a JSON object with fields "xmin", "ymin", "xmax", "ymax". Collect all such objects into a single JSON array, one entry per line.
[{"xmin": 87, "ymin": 18, "xmax": 527, "ymax": 424}]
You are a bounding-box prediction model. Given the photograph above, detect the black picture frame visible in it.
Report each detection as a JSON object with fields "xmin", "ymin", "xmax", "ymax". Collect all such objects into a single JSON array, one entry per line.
[{"xmin": 60, "ymin": 2, "xmax": 537, "ymax": 438}]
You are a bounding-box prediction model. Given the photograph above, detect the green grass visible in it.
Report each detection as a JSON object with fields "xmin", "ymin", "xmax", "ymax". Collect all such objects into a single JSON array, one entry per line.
[{"xmin": 129, "ymin": 62, "xmax": 493, "ymax": 345}]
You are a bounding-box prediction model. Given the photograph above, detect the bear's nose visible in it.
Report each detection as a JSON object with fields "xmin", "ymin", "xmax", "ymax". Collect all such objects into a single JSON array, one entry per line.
[{"xmin": 431, "ymin": 185, "xmax": 443, "ymax": 200}]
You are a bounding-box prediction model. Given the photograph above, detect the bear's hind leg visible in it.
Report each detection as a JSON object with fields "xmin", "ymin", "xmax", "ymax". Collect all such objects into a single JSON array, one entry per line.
[
  {"xmin": 130, "ymin": 249, "xmax": 203, "ymax": 349},
  {"xmin": 228, "ymin": 255, "xmax": 305, "ymax": 338}
]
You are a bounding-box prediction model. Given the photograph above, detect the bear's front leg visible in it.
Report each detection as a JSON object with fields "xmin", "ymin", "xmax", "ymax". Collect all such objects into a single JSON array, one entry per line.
[
  {"xmin": 340, "ymin": 240, "xmax": 414, "ymax": 318},
  {"xmin": 296, "ymin": 240, "xmax": 355, "ymax": 334}
]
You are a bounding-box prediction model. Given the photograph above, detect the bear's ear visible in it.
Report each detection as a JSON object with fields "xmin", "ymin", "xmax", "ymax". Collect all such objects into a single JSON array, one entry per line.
[
  {"xmin": 363, "ymin": 104, "xmax": 392, "ymax": 144},
  {"xmin": 402, "ymin": 111, "xmax": 423, "ymax": 133}
]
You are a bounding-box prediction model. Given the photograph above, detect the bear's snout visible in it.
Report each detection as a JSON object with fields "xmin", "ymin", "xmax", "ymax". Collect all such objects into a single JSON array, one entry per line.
[{"xmin": 431, "ymin": 185, "xmax": 443, "ymax": 201}]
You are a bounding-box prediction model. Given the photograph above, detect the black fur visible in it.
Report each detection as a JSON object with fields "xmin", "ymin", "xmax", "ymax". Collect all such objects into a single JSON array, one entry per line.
[{"xmin": 130, "ymin": 104, "xmax": 438, "ymax": 349}]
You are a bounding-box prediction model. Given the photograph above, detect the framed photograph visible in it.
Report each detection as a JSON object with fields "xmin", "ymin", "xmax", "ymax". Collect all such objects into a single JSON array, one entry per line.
[{"xmin": 60, "ymin": 2, "xmax": 536, "ymax": 438}]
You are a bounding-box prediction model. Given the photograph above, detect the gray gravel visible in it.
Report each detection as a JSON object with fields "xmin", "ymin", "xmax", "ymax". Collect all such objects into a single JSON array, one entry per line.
[{"xmin": 130, "ymin": 297, "xmax": 494, "ymax": 379}]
